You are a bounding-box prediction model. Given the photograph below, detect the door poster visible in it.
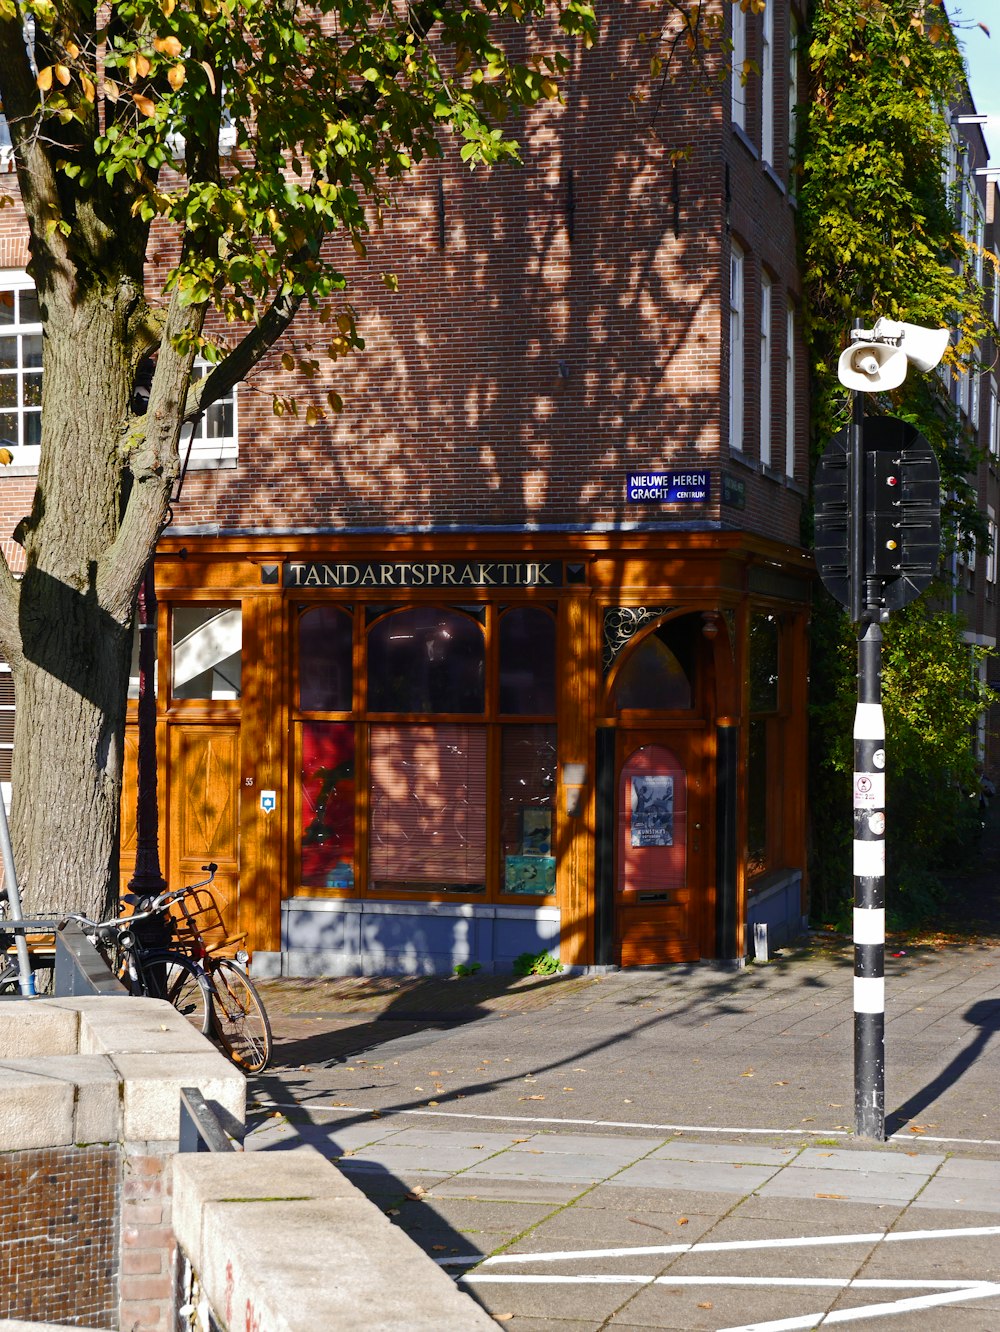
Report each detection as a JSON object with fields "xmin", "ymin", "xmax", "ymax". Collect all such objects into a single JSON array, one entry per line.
[{"xmin": 630, "ymin": 775, "xmax": 674, "ymax": 847}]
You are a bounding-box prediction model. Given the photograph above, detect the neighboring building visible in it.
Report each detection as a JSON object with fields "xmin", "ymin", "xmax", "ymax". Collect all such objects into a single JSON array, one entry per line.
[{"xmin": 0, "ymin": 4, "xmax": 814, "ymax": 974}]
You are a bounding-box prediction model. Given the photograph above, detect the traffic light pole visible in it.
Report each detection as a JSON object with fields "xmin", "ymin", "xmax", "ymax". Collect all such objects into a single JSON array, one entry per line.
[{"xmin": 850, "ymin": 386, "xmax": 887, "ymax": 1141}]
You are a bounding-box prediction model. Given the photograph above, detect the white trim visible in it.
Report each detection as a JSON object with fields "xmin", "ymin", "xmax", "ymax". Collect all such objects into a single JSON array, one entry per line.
[
  {"xmin": 854, "ymin": 976, "xmax": 885, "ymax": 1014},
  {"xmin": 759, "ymin": 274, "xmax": 772, "ymax": 465},
  {"xmin": 729, "ymin": 244, "xmax": 745, "ymax": 452}
]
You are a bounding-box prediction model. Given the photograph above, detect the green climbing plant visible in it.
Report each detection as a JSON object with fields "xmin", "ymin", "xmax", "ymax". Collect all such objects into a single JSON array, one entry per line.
[{"xmin": 799, "ymin": 0, "xmax": 999, "ymax": 924}]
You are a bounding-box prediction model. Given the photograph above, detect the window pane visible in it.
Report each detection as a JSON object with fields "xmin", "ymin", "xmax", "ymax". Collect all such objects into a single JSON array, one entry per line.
[
  {"xmin": 368, "ymin": 723, "xmax": 486, "ymax": 890},
  {"xmin": 747, "ymin": 718, "xmax": 768, "ymax": 876},
  {"xmin": 613, "ymin": 622, "xmax": 693, "ymax": 711},
  {"xmin": 0, "ymin": 293, "xmax": 14, "ymax": 326},
  {"xmin": 301, "ymin": 721, "xmax": 355, "ymax": 889},
  {"xmin": 0, "ymin": 377, "xmax": 15, "ymax": 406},
  {"xmin": 749, "ymin": 614, "xmax": 780, "ymax": 712},
  {"xmin": 23, "ymin": 372, "xmax": 42, "ymax": 406},
  {"xmin": 21, "ymin": 334, "xmax": 41, "ymax": 369},
  {"xmin": 299, "ymin": 606, "xmax": 353, "ymax": 711},
  {"xmin": 499, "ymin": 607, "xmax": 556, "ymax": 714},
  {"xmin": 367, "ymin": 607, "xmax": 484, "ymax": 713},
  {"xmin": 23, "ymin": 411, "xmax": 40, "ymax": 447},
  {"xmin": 501, "ymin": 724, "xmax": 557, "ymax": 895},
  {"xmin": 0, "ymin": 341, "xmax": 15, "ymax": 371},
  {"xmin": 172, "ymin": 606, "xmax": 242, "ymax": 699},
  {"xmin": 18, "ymin": 289, "xmax": 39, "ymax": 324},
  {"xmin": 0, "ymin": 412, "xmax": 16, "ymax": 445}
]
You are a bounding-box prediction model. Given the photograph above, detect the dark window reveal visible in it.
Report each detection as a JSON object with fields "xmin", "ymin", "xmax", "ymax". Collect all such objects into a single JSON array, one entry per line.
[{"xmin": 367, "ymin": 607, "xmax": 485, "ymax": 713}]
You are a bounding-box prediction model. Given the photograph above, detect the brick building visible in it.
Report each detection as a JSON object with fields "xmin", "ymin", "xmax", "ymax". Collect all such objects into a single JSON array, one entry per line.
[{"xmin": 0, "ymin": 3, "xmax": 814, "ymax": 974}]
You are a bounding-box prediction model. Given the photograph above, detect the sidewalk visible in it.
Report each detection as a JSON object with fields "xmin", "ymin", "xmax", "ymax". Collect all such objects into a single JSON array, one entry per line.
[{"xmin": 248, "ymin": 937, "xmax": 1000, "ymax": 1329}]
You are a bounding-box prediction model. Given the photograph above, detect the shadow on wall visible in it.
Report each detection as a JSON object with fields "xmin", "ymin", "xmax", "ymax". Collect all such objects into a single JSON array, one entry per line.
[{"xmin": 281, "ymin": 897, "xmax": 562, "ymax": 976}]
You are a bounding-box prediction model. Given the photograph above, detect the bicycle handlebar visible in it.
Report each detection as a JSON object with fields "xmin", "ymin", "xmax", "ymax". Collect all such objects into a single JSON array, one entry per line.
[{"xmin": 59, "ymin": 863, "xmax": 218, "ymax": 936}]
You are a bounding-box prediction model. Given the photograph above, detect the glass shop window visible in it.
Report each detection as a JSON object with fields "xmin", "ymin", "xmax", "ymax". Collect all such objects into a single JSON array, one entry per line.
[
  {"xmin": 499, "ymin": 606, "xmax": 556, "ymax": 714},
  {"xmin": 500, "ymin": 724, "xmax": 557, "ymax": 896},
  {"xmin": 300, "ymin": 721, "xmax": 356, "ymax": 889},
  {"xmin": 299, "ymin": 606, "xmax": 353, "ymax": 711},
  {"xmin": 171, "ymin": 605, "xmax": 242, "ymax": 700},
  {"xmin": 612, "ymin": 620, "xmax": 694, "ymax": 712},
  {"xmin": 367, "ymin": 607, "xmax": 485, "ymax": 713}
]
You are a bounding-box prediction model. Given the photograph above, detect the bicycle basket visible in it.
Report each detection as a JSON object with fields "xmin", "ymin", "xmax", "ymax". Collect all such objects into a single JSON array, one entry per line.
[{"xmin": 172, "ymin": 886, "xmax": 246, "ymax": 959}]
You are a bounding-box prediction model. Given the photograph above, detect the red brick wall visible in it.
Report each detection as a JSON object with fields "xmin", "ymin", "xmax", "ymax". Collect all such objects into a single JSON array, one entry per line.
[
  {"xmin": 0, "ymin": 1143, "xmax": 119, "ymax": 1326},
  {"xmin": 0, "ymin": 2, "xmax": 808, "ymax": 552}
]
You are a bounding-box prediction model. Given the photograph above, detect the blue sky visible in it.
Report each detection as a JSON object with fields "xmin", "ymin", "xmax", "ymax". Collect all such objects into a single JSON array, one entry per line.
[{"xmin": 949, "ymin": 1, "xmax": 998, "ymax": 162}]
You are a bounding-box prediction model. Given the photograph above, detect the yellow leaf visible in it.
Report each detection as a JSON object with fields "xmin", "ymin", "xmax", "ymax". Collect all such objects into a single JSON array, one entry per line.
[
  {"xmin": 201, "ymin": 60, "xmax": 216, "ymax": 93},
  {"xmin": 280, "ymin": 352, "xmax": 295, "ymax": 371},
  {"xmin": 36, "ymin": 66, "xmax": 54, "ymax": 92},
  {"xmin": 132, "ymin": 93, "xmax": 156, "ymax": 117},
  {"xmin": 0, "ymin": 448, "xmax": 13, "ymax": 466},
  {"xmin": 272, "ymin": 397, "xmax": 285, "ymax": 416},
  {"xmin": 127, "ymin": 54, "xmax": 137, "ymax": 82},
  {"xmin": 336, "ymin": 312, "xmax": 352, "ymax": 334},
  {"xmin": 54, "ymin": 63, "xmax": 71, "ymax": 86},
  {"xmin": 381, "ymin": 272, "xmax": 398, "ymax": 292},
  {"xmin": 65, "ymin": 40, "xmax": 80, "ymax": 58},
  {"xmin": 650, "ymin": 55, "xmax": 662, "ymax": 78},
  {"xmin": 539, "ymin": 78, "xmax": 558, "ymax": 99},
  {"xmin": 154, "ymin": 35, "xmax": 183, "ymax": 57},
  {"xmin": 327, "ymin": 390, "xmax": 343, "ymax": 413},
  {"xmin": 160, "ymin": 0, "xmax": 176, "ymax": 13},
  {"xmin": 167, "ymin": 64, "xmax": 185, "ymax": 91},
  {"xmin": 136, "ymin": 53, "xmax": 151, "ymax": 78},
  {"xmin": 102, "ymin": 79, "xmax": 120, "ymax": 102},
  {"xmin": 352, "ymin": 237, "xmax": 367, "ymax": 258}
]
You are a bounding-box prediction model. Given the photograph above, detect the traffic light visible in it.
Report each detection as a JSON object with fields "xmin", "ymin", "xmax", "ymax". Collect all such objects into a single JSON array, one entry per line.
[{"xmin": 814, "ymin": 416, "xmax": 940, "ymax": 614}]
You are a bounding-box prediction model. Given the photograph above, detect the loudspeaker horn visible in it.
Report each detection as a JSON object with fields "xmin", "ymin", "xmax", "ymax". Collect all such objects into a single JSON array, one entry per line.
[
  {"xmin": 891, "ymin": 321, "xmax": 950, "ymax": 374},
  {"xmin": 837, "ymin": 340, "xmax": 908, "ymax": 392}
]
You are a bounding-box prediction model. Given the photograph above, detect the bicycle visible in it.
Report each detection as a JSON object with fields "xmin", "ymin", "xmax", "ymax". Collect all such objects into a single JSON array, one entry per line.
[{"xmin": 61, "ymin": 864, "xmax": 272, "ymax": 1073}]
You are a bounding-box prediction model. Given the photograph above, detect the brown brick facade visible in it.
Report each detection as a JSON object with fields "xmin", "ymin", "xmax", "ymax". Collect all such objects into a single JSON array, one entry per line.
[{"xmin": 0, "ymin": 1144, "xmax": 119, "ymax": 1327}]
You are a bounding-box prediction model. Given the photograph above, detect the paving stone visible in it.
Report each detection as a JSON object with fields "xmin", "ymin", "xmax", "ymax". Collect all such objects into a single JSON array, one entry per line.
[
  {"xmin": 429, "ymin": 1176, "xmax": 586, "ymax": 1205},
  {"xmin": 606, "ymin": 1158, "xmax": 777, "ymax": 1195},
  {"xmin": 648, "ymin": 1141, "xmax": 798, "ymax": 1167},
  {"xmin": 755, "ymin": 1164, "xmax": 926, "ymax": 1205}
]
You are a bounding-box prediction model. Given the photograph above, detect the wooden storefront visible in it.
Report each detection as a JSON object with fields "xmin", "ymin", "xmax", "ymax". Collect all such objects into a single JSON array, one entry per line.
[{"xmin": 122, "ymin": 531, "xmax": 812, "ymax": 976}]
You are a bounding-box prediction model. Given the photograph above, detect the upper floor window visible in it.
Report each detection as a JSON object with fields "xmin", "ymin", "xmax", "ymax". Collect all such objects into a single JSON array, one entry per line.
[
  {"xmin": 0, "ymin": 272, "xmax": 236, "ymax": 474},
  {"xmin": 0, "ymin": 275, "xmax": 42, "ymax": 470},
  {"xmin": 760, "ymin": 0, "xmax": 774, "ymax": 164},
  {"xmin": 787, "ymin": 11, "xmax": 800, "ymax": 182},
  {"xmin": 785, "ymin": 305, "xmax": 797, "ymax": 478},
  {"xmin": 729, "ymin": 244, "xmax": 745, "ymax": 453},
  {"xmin": 759, "ymin": 274, "xmax": 772, "ymax": 466},
  {"xmin": 731, "ymin": 3, "xmax": 747, "ymax": 131}
]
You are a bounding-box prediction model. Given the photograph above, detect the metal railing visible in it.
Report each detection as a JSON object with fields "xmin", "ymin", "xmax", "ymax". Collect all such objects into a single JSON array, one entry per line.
[{"xmin": 179, "ymin": 1086, "xmax": 238, "ymax": 1153}]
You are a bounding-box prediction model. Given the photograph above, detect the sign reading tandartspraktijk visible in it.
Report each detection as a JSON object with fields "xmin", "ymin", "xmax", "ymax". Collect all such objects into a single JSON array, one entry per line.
[
  {"xmin": 282, "ymin": 560, "xmax": 563, "ymax": 588},
  {"xmin": 627, "ymin": 471, "xmax": 711, "ymax": 503}
]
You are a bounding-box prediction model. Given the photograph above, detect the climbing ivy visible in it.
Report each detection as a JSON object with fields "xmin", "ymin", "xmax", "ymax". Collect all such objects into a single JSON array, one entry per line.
[{"xmin": 799, "ymin": 0, "xmax": 998, "ymax": 923}]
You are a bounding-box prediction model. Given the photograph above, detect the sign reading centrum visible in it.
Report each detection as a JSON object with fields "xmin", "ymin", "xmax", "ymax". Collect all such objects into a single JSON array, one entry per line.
[
  {"xmin": 627, "ymin": 471, "xmax": 711, "ymax": 503},
  {"xmin": 282, "ymin": 560, "xmax": 564, "ymax": 588}
]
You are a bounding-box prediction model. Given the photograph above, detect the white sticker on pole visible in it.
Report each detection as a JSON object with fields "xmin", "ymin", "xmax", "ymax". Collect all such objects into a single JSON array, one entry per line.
[
  {"xmin": 853, "ymin": 772, "xmax": 885, "ymax": 808},
  {"xmin": 853, "ymin": 839, "xmax": 886, "ymax": 877}
]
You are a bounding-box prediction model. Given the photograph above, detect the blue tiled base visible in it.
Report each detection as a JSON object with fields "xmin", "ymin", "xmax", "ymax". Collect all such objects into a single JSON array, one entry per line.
[{"xmin": 266, "ymin": 898, "xmax": 562, "ymax": 977}]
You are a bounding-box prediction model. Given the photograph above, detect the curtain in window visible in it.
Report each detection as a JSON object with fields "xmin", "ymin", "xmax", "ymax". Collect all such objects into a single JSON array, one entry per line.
[{"xmin": 369, "ymin": 724, "xmax": 487, "ymax": 889}]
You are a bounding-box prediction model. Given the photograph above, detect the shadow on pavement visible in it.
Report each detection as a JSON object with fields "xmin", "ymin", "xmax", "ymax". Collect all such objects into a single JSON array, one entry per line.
[{"xmin": 886, "ymin": 998, "xmax": 1000, "ymax": 1137}]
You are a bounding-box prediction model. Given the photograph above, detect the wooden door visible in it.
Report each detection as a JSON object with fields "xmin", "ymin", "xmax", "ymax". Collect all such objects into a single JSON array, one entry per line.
[
  {"xmin": 615, "ymin": 730, "xmax": 706, "ymax": 965},
  {"xmin": 168, "ymin": 724, "xmax": 241, "ymax": 930}
]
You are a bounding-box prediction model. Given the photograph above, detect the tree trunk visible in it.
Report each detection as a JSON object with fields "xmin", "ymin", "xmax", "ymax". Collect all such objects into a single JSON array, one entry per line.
[{"xmin": 4, "ymin": 282, "xmax": 173, "ymax": 922}]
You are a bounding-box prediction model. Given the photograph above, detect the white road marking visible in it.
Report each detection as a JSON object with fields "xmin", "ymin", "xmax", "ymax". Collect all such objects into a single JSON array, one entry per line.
[
  {"xmin": 716, "ymin": 1284, "xmax": 1000, "ymax": 1331},
  {"xmin": 247, "ymin": 1098, "xmax": 1000, "ymax": 1149},
  {"xmin": 462, "ymin": 1276, "xmax": 986, "ymax": 1290},
  {"xmin": 477, "ymin": 1224, "xmax": 1000, "ymax": 1266}
]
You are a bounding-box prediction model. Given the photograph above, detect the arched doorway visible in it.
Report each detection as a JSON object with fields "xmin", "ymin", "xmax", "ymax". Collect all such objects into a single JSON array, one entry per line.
[{"xmin": 608, "ymin": 613, "xmax": 715, "ymax": 965}]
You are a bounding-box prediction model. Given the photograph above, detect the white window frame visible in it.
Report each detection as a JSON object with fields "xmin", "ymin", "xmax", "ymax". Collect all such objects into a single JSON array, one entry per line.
[
  {"xmin": 0, "ymin": 271, "xmax": 237, "ymax": 475},
  {"xmin": 0, "ymin": 271, "xmax": 43, "ymax": 473},
  {"xmin": 729, "ymin": 244, "xmax": 745, "ymax": 453},
  {"xmin": 988, "ymin": 506, "xmax": 997, "ymax": 586},
  {"xmin": 990, "ymin": 382, "xmax": 999, "ymax": 459},
  {"xmin": 759, "ymin": 274, "xmax": 772, "ymax": 466},
  {"xmin": 731, "ymin": 3, "xmax": 747, "ymax": 131},
  {"xmin": 180, "ymin": 360, "xmax": 238, "ymax": 469},
  {"xmin": 785, "ymin": 304, "xmax": 796, "ymax": 478},
  {"xmin": 760, "ymin": 0, "xmax": 774, "ymax": 164}
]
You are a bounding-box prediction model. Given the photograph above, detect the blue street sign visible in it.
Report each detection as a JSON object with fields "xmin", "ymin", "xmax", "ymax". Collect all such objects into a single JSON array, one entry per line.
[{"xmin": 627, "ymin": 471, "xmax": 711, "ymax": 503}]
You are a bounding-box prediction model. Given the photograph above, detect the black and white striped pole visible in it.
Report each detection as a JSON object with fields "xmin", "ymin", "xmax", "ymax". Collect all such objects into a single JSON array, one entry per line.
[{"xmin": 828, "ymin": 318, "xmax": 949, "ymax": 1142}]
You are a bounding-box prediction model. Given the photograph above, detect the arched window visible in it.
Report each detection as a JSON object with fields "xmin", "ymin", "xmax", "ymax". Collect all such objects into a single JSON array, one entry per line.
[
  {"xmin": 367, "ymin": 607, "xmax": 484, "ymax": 713},
  {"xmin": 612, "ymin": 621, "xmax": 693, "ymax": 712},
  {"xmin": 499, "ymin": 606, "xmax": 556, "ymax": 714},
  {"xmin": 299, "ymin": 606, "xmax": 353, "ymax": 711}
]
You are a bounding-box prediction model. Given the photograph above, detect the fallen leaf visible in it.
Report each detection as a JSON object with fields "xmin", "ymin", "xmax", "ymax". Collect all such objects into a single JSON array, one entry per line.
[
  {"xmin": 774, "ymin": 1080, "xmax": 789, "ymax": 1086},
  {"xmin": 741, "ymin": 1068, "xmax": 755, "ymax": 1077},
  {"xmin": 698, "ymin": 1302, "xmax": 713, "ymax": 1309},
  {"xmin": 677, "ymin": 1216, "xmax": 689, "ymax": 1226},
  {"xmin": 525, "ymin": 1095, "xmax": 546, "ymax": 1101},
  {"xmin": 386, "ymin": 1207, "xmax": 400, "ymax": 1216},
  {"xmin": 562, "ymin": 1087, "xmax": 575, "ymax": 1092},
  {"xmin": 432, "ymin": 1245, "xmax": 446, "ymax": 1251},
  {"xmin": 493, "ymin": 1317, "xmax": 515, "ymax": 1324},
  {"xmin": 427, "ymin": 1100, "xmax": 439, "ymax": 1107},
  {"xmin": 371, "ymin": 1110, "xmax": 381, "ymax": 1119},
  {"xmin": 816, "ymin": 1192, "xmax": 846, "ymax": 1199},
  {"xmin": 909, "ymin": 1125, "xmax": 927, "ymax": 1135}
]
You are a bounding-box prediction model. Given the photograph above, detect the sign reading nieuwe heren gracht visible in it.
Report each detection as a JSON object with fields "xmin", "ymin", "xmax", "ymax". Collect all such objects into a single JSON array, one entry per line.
[
  {"xmin": 281, "ymin": 561, "xmax": 564, "ymax": 589},
  {"xmin": 627, "ymin": 471, "xmax": 711, "ymax": 503}
]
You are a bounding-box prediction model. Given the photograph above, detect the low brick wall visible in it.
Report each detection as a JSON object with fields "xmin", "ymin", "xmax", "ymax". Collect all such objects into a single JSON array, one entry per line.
[{"xmin": 0, "ymin": 996, "xmax": 245, "ymax": 1332}]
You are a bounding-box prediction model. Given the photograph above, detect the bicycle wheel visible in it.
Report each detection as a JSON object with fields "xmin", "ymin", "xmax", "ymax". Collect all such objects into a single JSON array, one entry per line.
[
  {"xmin": 141, "ymin": 951, "xmax": 212, "ymax": 1035},
  {"xmin": 209, "ymin": 958, "xmax": 272, "ymax": 1072}
]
